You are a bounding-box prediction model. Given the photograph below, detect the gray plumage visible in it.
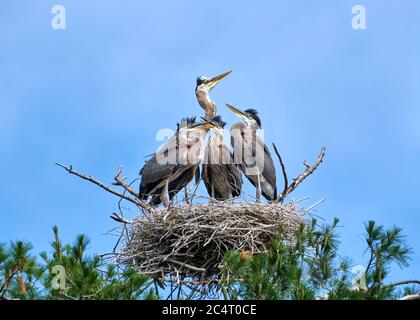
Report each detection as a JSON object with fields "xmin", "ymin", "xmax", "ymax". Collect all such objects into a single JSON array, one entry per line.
[
  {"xmin": 228, "ymin": 106, "xmax": 277, "ymax": 201},
  {"xmin": 201, "ymin": 116, "xmax": 242, "ymax": 200},
  {"xmin": 139, "ymin": 117, "xmax": 207, "ymax": 206}
]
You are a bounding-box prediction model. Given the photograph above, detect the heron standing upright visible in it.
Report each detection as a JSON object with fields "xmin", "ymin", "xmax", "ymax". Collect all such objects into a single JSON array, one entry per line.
[
  {"xmin": 196, "ymin": 71, "xmax": 232, "ymax": 119},
  {"xmin": 201, "ymin": 115, "xmax": 242, "ymax": 200},
  {"xmin": 226, "ymin": 103, "xmax": 277, "ymax": 202},
  {"xmin": 139, "ymin": 120, "xmax": 214, "ymax": 207}
]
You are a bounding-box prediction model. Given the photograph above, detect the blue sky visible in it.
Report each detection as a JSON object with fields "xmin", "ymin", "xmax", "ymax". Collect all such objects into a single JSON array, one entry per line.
[{"xmin": 0, "ymin": 0, "xmax": 419, "ymax": 284}]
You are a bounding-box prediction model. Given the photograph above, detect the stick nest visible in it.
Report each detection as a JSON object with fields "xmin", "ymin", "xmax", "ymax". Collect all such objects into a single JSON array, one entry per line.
[{"xmin": 116, "ymin": 201, "xmax": 305, "ymax": 283}]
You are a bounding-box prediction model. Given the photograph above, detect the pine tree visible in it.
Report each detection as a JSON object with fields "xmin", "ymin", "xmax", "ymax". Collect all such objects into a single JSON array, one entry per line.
[
  {"xmin": 1, "ymin": 221, "xmax": 418, "ymax": 300},
  {"xmin": 221, "ymin": 219, "xmax": 419, "ymax": 300},
  {"xmin": 0, "ymin": 226, "xmax": 157, "ymax": 300}
]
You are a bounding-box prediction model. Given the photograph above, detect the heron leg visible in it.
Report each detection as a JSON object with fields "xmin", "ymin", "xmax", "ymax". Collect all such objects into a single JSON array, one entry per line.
[
  {"xmin": 184, "ymin": 187, "xmax": 190, "ymax": 204},
  {"xmin": 161, "ymin": 179, "xmax": 170, "ymax": 208},
  {"xmin": 210, "ymin": 184, "xmax": 215, "ymax": 203},
  {"xmin": 228, "ymin": 189, "xmax": 233, "ymax": 204},
  {"xmin": 256, "ymin": 174, "xmax": 262, "ymax": 203}
]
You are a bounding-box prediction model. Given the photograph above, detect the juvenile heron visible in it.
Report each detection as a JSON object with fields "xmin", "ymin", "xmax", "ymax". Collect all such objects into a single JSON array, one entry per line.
[
  {"xmin": 226, "ymin": 103, "xmax": 277, "ymax": 202},
  {"xmin": 195, "ymin": 70, "xmax": 232, "ymax": 119},
  {"xmin": 149, "ymin": 117, "xmax": 201, "ymax": 206},
  {"xmin": 201, "ymin": 115, "xmax": 242, "ymax": 200},
  {"xmin": 139, "ymin": 119, "xmax": 214, "ymax": 207}
]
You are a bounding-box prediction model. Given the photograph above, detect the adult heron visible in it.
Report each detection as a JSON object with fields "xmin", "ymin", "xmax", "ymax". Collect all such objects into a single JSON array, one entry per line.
[
  {"xmin": 225, "ymin": 103, "xmax": 277, "ymax": 202},
  {"xmin": 201, "ymin": 115, "xmax": 242, "ymax": 200},
  {"xmin": 139, "ymin": 119, "xmax": 214, "ymax": 207}
]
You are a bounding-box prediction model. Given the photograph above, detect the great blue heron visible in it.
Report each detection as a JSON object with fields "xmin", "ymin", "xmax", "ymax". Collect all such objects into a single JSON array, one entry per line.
[
  {"xmin": 148, "ymin": 117, "xmax": 200, "ymax": 206},
  {"xmin": 226, "ymin": 103, "xmax": 277, "ymax": 202},
  {"xmin": 196, "ymin": 70, "xmax": 232, "ymax": 119},
  {"xmin": 201, "ymin": 115, "xmax": 243, "ymax": 200},
  {"xmin": 139, "ymin": 119, "xmax": 214, "ymax": 207}
]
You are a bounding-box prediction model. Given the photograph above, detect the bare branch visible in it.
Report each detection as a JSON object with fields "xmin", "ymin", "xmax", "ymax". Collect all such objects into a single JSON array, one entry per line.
[
  {"xmin": 166, "ymin": 259, "xmax": 206, "ymax": 273},
  {"xmin": 304, "ymin": 198, "xmax": 325, "ymax": 213},
  {"xmin": 55, "ymin": 163, "xmax": 150, "ymax": 210},
  {"xmin": 112, "ymin": 166, "xmax": 140, "ymax": 199},
  {"xmin": 110, "ymin": 212, "xmax": 133, "ymax": 224},
  {"xmin": 275, "ymin": 147, "xmax": 326, "ymax": 203}
]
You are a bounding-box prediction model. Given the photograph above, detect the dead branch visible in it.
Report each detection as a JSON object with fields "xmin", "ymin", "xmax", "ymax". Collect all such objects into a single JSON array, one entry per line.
[
  {"xmin": 112, "ymin": 166, "xmax": 140, "ymax": 199},
  {"xmin": 166, "ymin": 259, "xmax": 206, "ymax": 273},
  {"xmin": 275, "ymin": 147, "xmax": 326, "ymax": 203},
  {"xmin": 55, "ymin": 163, "xmax": 151, "ymax": 210},
  {"xmin": 110, "ymin": 212, "xmax": 133, "ymax": 224}
]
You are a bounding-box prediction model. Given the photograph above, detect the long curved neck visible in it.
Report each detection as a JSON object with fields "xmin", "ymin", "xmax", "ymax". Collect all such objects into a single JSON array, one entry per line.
[{"xmin": 196, "ymin": 89, "xmax": 216, "ymax": 119}]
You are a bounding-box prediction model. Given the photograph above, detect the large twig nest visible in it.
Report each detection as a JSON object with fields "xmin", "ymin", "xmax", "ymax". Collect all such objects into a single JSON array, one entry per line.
[{"xmin": 116, "ymin": 201, "xmax": 305, "ymax": 283}]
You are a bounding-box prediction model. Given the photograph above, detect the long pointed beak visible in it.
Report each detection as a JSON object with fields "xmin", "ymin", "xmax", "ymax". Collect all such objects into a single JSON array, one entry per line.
[
  {"xmin": 209, "ymin": 70, "xmax": 232, "ymax": 83},
  {"xmin": 200, "ymin": 116, "xmax": 219, "ymax": 131},
  {"xmin": 225, "ymin": 103, "xmax": 247, "ymax": 118},
  {"xmin": 226, "ymin": 103, "xmax": 251, "ymax": 124},
  {"xmin": 190, "ymin": 121, "xmax": 215, "ymax": 130},
  {"xmin": 206, "ymin": 70, "xmax": 232, "ymax": 90}
]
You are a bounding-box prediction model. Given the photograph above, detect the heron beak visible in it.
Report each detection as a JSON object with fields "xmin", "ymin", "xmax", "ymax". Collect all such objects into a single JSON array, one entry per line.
[
  {"xmin": 207, "ymin": 70, "xmax": 232, "ymax": 90},
  {"xmin": 190, "ymin": 121, "xmax": 215, "ymax": 130},
  {"xmin": 200, "ymin": 116, "xmax": 220, "ymax": 133},
  {"xmin": 200, "ymin": 116, "xmax": 208, "ymax": 122},
  {"xmin": 225, "ymin": 103, "xmax": 250, "ymax": 123}
]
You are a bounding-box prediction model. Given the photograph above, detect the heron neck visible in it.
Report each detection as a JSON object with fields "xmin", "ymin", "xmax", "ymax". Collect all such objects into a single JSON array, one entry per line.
[
  {"xmin": 232, "ymin": 122, "xmax": 258, "ymax": 141},
  {"xmin": 196, "ymin": 90, "xmax": 216, "ymax": 119},
  {"xmin": 249, "ymin": 122, "xmax": 259, "ymax": 133}
]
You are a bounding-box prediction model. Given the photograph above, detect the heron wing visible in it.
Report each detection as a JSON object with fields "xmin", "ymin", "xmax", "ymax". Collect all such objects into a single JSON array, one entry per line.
[
  {"xmin": 256, "ymin": 137, "xmax": 277, "ymax": 200},
  {"xmin": 139, "ymin": 154, "xmax": 176, "ymax": 197},
  {"xmin": 227, "ymin": 162, "xmax": 243, "ymax": 197},
  {"xmin": 194, "ymin": 165, "xmax": 201, "ymax": 185},
  {"xmin": 201, "ymin": 163, "xmax": 212, "ymax": 198},
  {"xmin": 150, "ymin": 166, "xmax": 197, "ymax": 205},
  {"xmin": 260, "ymin": 139, "xmax": 277, "ymax": 191},
  {"xmin": 139, "ymin": 129, "xmax": 182, "ymax": 195},
  {"xmin": 242, "ymin": 136, "xmax": 277, "ymax": 201}
]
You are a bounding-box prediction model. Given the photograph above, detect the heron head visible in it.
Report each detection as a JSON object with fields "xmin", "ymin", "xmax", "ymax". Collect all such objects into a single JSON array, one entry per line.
[
  {"xmin": 195, "ymin": 70, "xmax": 232, "ymax": 94},
  {"xmin": 177, "ymin": 116, "xmax": 196, "ymax": 131},
  {"xmin": 225, "ymin": 104, "xmax": 262, "ymax": 128},
  {"xmin": 200, "ymin": 115, "xmax": 226, "ymax": 134}
]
